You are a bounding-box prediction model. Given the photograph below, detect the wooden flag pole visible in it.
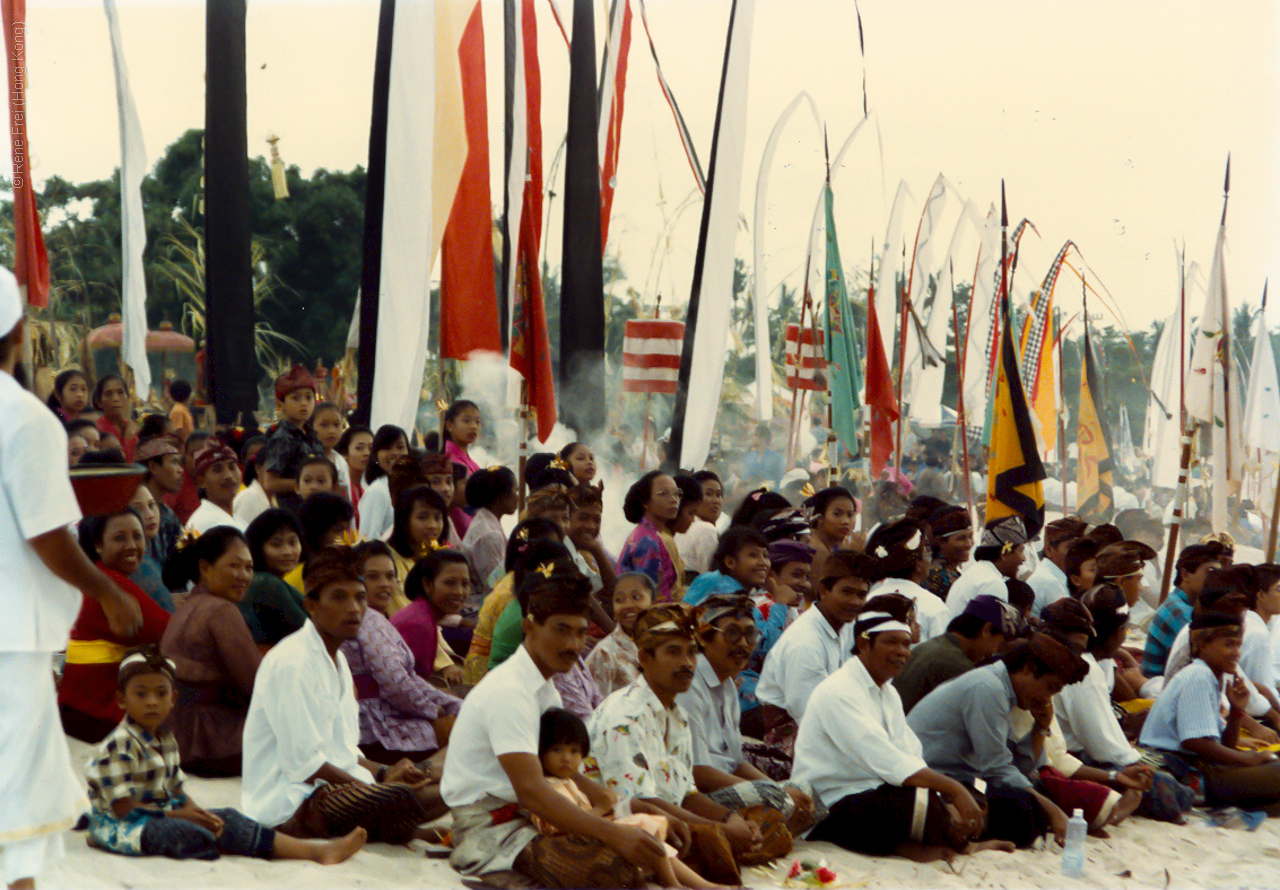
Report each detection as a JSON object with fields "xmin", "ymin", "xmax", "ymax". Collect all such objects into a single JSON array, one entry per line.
[
  {"xmin": 517, "ymin": 379, "xmax": 529, "ymax": 515},
  {"xmin": 786, "ymin": 280, "xmax": 812, "ymax": 470},
  {"xmin": 826, "ymin": 383, "xmax": 836, "ymax": 488},
  {"xmin": 893, "ymin": 240, "xmax": 909, "ymax": 474},
  {"xmin": 1060, "ymin": 291, "xmax": 1072, "ymax": 512},
  {"xmin": 951, "ymin": 264, "xmax": 974, "ymax": 517},
  {"xmin": 640, "ymin": 294, "xmax": 663, "ymax": 472},
  {"xmin": 1160, "ymin": 425, "xmax": 1195, "ymax": 605},
  {"xmin": 1267, "ymin": 451, "xmax": 1280, "ymax": 562},
  {"xmin": 808, "ymin": 286, "xmax": 825, "ymax": 476}
]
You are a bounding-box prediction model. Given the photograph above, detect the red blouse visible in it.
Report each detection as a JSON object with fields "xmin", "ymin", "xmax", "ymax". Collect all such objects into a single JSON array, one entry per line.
[
  {"xmin": 96, "ymin": 416, "xmax": 139, "ymax": 461},
  {"xmin": 58, "ymin": 565, "xmax": 171, "ymax": 723}
]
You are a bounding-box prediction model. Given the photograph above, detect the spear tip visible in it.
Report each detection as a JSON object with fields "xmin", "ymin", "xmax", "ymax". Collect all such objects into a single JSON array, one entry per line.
[
  {"xmin": 1000, "ymin": 180, "xmax": 1008, "ymax": 227},
  {"xmin": 1221, "ymin": 154, "xmax": 1231, "ymax": 225}
]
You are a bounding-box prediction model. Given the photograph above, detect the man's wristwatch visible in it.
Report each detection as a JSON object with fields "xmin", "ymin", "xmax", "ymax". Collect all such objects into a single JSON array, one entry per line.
[
  {"xmin": 1107, "ymin": 769, "xmax": 1118, "ymax": 784},
  {"xmin": 377, "ymin": 765, "xmax": 388, "ymax": 783}
]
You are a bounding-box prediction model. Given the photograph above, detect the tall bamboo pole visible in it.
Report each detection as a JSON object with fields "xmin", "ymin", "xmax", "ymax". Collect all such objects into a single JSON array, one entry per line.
[
  {"xmin": 952, "ymin": 261, "xmax": 974, "ymax": 517},
  {"xmin": 786, "ymin": 267, "xmax": 813, "ymax": 470},
  {"xmin": 517, "ymin": 380, "xmax": 529, "ymax": 515},
  {"xmin": 1059, "ymin": 291, "xmax": 1071, "ymax": 513}
]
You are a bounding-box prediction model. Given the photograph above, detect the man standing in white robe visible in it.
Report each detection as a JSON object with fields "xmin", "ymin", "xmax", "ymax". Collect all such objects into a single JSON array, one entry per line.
[{"xmin": 0, "ymin": 270, "xmax": 143, "ymax": 888}]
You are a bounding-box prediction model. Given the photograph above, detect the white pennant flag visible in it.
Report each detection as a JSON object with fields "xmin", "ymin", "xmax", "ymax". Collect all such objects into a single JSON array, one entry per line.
[
  {"xmin": 104, "ymin": 0, "xmax": 150, "ymax": 401},
  {"xmin": 1243, "ymin": 294, "xmax": 1279, "ymax": 456},
  {"xmin": 677, "ymin": 0, "xmax": 755, "ymax": 470},
  {"xmin": 1186, "ymin": 222, "xmax": 1237, "ymax": 530}
]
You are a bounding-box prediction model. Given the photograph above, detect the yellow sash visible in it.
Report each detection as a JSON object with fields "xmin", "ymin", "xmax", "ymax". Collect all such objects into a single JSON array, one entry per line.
[{"xmin": 64, "ymin": 639, "xmax": 127, "ymax": 665}]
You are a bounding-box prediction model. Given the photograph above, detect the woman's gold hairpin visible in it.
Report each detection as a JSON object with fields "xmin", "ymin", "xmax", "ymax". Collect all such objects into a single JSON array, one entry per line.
[{"xmin": 337, "ymin": 528, "xmax": 366, "ymax": 548}]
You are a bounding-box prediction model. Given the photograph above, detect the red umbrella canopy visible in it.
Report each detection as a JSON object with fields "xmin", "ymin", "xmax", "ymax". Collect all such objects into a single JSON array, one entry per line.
[{"xmin": 86, "ymin": 320, "xmax": 195, "ymax": 353}]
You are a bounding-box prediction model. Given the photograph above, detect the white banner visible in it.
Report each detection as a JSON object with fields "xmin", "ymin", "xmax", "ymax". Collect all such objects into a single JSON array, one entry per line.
[{"xmin": 104, "ymin": 0, "xmax": 150, "ymax": 400}]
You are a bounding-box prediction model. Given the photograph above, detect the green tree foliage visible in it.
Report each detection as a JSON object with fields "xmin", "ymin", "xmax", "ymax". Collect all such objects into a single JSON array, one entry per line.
[{"xmin": 1, "ymin": 129, "xmax": 366, "ymax": 374}]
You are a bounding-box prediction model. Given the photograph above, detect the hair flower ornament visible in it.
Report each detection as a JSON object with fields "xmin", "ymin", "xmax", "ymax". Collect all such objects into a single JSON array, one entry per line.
[{"xmin": 174, "ymin": 526, "xmax": 200, "ymax": 553}]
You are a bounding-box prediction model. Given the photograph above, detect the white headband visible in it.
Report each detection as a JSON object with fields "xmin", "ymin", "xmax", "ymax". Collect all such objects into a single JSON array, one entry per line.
[
  {"xmin": 118, "ymin": 651, "xmax": 176, "ymax": 678},
  {"xmin": 856, "ymin": 611, "xmax": 912, "ymax": 638}
]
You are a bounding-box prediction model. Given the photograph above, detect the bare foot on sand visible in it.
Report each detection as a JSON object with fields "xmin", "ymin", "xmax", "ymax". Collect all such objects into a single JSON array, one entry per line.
[
  {"xmin": 1108, "ymin": 789, "xmax": 1143, "ymax": 827},
  {"xmin": 963, "ymin": 840, "xmax": 1016, "ymax": 854},
  {"xmin": 316, "ymin": 827, "xmax": 367, "ymax": 864}
]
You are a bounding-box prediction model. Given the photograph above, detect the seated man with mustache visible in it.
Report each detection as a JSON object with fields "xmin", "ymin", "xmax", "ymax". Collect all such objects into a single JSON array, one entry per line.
[
  {"xmin": 589, "ymin": 603, "xmax": 776, "ymax": 883},
  {"xmin": 793, "ymin": 608, "xmax": 1010, "ymax": 863},
  {"xmin": 443, "ymin": 555, "xmax": 675, "ymax": 889},
  {"xmin": 676, "ymin": 593, "xmax": 824, "ymax": 837}
]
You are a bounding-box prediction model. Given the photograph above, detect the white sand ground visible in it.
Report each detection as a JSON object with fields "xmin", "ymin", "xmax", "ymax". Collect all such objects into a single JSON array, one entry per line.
[{"xmin": 45, "ymin": 737, "xmax": 1280, "ymax": 890}]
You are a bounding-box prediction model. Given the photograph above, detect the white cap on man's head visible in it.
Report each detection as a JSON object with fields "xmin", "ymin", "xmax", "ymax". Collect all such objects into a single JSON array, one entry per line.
[{"xmin": 0, "ymin": 267, "xmax": 21, "ymax": 335}]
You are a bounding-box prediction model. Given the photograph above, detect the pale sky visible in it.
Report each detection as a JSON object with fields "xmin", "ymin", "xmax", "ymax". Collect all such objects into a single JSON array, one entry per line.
[{"xmin": 24, "ymin": 0, "xmax": 1280, "ymax": 343}]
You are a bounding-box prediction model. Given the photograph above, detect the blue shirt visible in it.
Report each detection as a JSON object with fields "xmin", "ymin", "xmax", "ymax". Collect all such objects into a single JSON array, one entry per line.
[
  {"xmin": 1139, "ymin": 659, "xmax": 1225, "ymax": 752},
  {"xmin": 907, "ymin": 661, "xmax": 1030, "ymax": 790},
  {"xmin": 742, "ymin": 448, "xmax": 784, "ymax": 486},
  {"xmin": 683, "ymin": 570, "xmax": 787, "ymax": 715},
  {"xmin": 1143, "ymin": 588, "xmax": 1192, "ymax": 677}
]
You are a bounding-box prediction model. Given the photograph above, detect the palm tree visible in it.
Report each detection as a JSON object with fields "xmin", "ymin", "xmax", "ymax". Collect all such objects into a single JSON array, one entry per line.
[{"xmin": 157, "ymin": 216, "xmax": 305, "ymax": 368}]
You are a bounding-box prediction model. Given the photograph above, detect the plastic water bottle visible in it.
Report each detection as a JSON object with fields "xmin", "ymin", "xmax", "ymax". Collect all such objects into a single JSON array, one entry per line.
[{"xmin": 1061, "ymin": 808, "xmax": 1087, "ymax": 878}]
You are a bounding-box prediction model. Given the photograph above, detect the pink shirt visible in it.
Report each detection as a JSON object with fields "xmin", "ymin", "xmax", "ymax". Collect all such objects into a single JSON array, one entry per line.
[{"xmin": 445, "ymin": 440, "xmax": 480, "ymax": 476}]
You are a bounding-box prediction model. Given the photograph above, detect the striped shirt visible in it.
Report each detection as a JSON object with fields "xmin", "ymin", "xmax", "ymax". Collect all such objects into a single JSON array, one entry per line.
[
  {"xmin": 1142, "ymin": 588, "xmax": 1192, "ymax": 677},
  {"xmin": 1139, "ymin": 658, "xmax": 1226, "ymax": 752}
]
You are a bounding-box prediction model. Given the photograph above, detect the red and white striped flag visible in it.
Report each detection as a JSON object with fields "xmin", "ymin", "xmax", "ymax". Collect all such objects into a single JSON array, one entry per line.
[
  {"xmin": 623, "ymin": 319, "xmax": 684, "ymax": 393},
  {"xmin": 784, "ymin": 323, "xmax": 825, "ymax": 391}
]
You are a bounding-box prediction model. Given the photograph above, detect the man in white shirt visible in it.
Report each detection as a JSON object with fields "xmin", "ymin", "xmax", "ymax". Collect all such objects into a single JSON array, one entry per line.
[
  {"xmin": 1026, "ymin": 517, "xmax": 1086, "ymax": 616},
  {"xmin": 677, "ymin": 594, "xmax": 822, "ymax": 836},
  {"xmin": 187, "ymin": 441, "xmax": 248, "ymax": 533},
  {"xmin": 794, "ymin": 610, "xmax": 992, "ymax": 862},
  {"xmin": 442, "ymin": 556, "xmax": 670, "ymax": 888},
  {"xmin": 0, "ymin": 276, "xmax": 143, "ymax": 889},
  {"xmin": 1054, "ymin": 590, "xmax": 1144, "ymax": 769},
  {"xmin": 756, "ymin": 551, "xmax": 872, "ymax": 726},
  {"xmin": 242, "ymin": 548, "xmax": 440, "ymax": 842},
  {"xmin": 947, "ymin": 517, "xmax": 1029, "ymax": 620}
]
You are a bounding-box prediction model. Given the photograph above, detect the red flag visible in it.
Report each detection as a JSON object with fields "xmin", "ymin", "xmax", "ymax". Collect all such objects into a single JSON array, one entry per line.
[
  {"xmin": 865, "ymin": 281, "xmax": 898, "ymax": 477},
  {"xmin": 440, "ymin": 1, "xmax": 500, "ymax": 359},
  {"xmin": 598, "ymin": 0, "xmax": 632, "ymax": 248},
  {"xmin": 3, "ymin": 1, "xmax": 47, "ymax": 306},
  {"xmin": 509, "ymin": 0, "xmax": 556, "ymax": 441}
]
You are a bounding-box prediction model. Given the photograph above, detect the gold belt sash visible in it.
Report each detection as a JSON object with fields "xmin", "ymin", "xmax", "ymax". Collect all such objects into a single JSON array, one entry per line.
[{"xmin": 64, "ymin": 639, "xmax": 127, "ymax": 665}]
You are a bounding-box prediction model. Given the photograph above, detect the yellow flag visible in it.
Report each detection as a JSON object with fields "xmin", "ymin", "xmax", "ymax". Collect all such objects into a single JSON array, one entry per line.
[
  {"xmin": 987, "ymin": 294, "xmax": 1047, "ymax": 536},
  {"xmin": 1076, "ymin": 313, "xmax": 1114, "ymax": 522}
]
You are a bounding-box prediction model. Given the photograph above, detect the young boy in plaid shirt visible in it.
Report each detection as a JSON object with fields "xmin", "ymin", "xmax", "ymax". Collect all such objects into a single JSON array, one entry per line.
[{"xmin": 83, "ymin": 647, "xmax": 367, "ymax": 862}]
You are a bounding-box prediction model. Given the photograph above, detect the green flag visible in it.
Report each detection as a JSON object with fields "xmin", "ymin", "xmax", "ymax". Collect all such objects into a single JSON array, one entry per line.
[{"xmin": 824, "ymin": 183, "xmax": 862, "ymax": 457}]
